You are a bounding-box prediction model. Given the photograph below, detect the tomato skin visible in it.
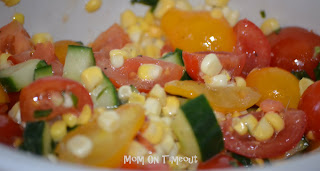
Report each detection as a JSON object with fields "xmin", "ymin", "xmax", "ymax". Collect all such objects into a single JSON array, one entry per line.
[
  {"xmin": 197, "ymin": 153, "xmax": 238, "ymax": 169},
  {"xmin": 0, "ymin": 115, "xmax": 23, "ymax": 146},
  {"xmin": 20, "ymin": 76, "xmax": 93, "ymax": 122},
  {"xmin": 299, "ymin": 81, "xmax": 320, "ymax": 140},
  {"xmin": 222, "ymin": 109, "xmax": 306, "ymax": 158},
  {"xmin": 268, "ymin": 27, "xmax": 320, "ymax": 80},
  {"xmin": 182, "ymin": 51, "xmax": 246, "ymax": 82},
  {"xmin": 95, "ymin": 52, "xmax": 184, "ymax": 92},
  {"xmin": 234, "ymin": 19, "xmax": 271, "ymax": 76}
]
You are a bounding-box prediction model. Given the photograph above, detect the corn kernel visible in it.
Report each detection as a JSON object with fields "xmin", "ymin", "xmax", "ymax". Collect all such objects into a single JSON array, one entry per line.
[
  {"xmin": 127, "ymin": 140, "xmax": 149, "ymax": 157},
  {"xmin": 138, "ymin": 64, "xmax": 163, "ymax": 81},
  {"xmin": 0, "ymin": 53, "xmax": 12, "ymax": 69},
  {"xmin": 159, "ymin": 134, "xmax": 175, "ymax": 153},
  {"xmin": 201, "ymin": 53, "xmax": 223, "ymax": 76},
  {"xmin": 118, "ymin": 85, "xmax": 133, "ymax": 103},
  {"xmin": 12, "ymin": 13, "xmax": 24, "ymax": 24},
  {"xmin": 78, "ymin": 104, "xmax": 92, "ymax": 125},
  {"xmin": 51, "ymin": 92, "xmax": 64, "ymax": 107},
  {"xmin": 232, "ymin": 111, "xmax": 241, "ymax": 118},
  {"xmin": 121, "ymin": 43, "xmax": 143, "ymax": 59},
  {"xmin": 142, "ymin": 121, "xmax": 164, "ymax": 144},
  {"xmin": 2, "ymin": 0, "xmax": 20, "ymax": 7},
  {"xmin": 299, "ymin": 77, "xmax": 314, "ymax": 96},
  {"xmin": 260, "ymin": 18, "xmax": 280, "ymax": 35},
  {"xmin": 175, "ymin": 0, "xmax": 192, "ymax": 11},
  {"xmin": 162, "ymin": 96, "xmax": 180, "ymax": 116},
  {"xmin": 147, "ymin": 25, "xmax": 162, "ymax": 38},
  {"xmin": 210, "ymin": 8, "xmax": 224, "ymax": 19},
  {"xmin": 149, "ymin": 84, "xmax": 166, "ymax": 106},
  {"xmin": 110, "ymin": 51, "xmax": 125, "ymax": 68},
  {"xmin": 97, "ymin": 110, "xmax": 120, "ymax": 132},
  {"xmin": 85, "ymin": 0, "xmax": 102, "ymax": 13},
  {"xmin": 62, "ymin": 113, "xmax": 78, "ymax": 128},
  {"xmin": 81, "ymin": 66, "xmax": 103, "ymax": 91},
  {"xmin": 241, "ymin": 114, "xmax": 258, "ymax": 133},
  {"xmin": 252, "ymin": 117, "xmax": 274, "ymax": 141},
  {"xmin": 222, "ymin": 7, "xmax": 240, "ymax": 27},
  {"xmin": 307, "ymin": 131, "xmax": 315, "ymax": 140},
  {"xmin": 144, "ymin": 11, "xmax": 155, "ymax": 25},
  {"xmin": 13, "ymin": 138, "xmax": 22, "ymax": 148},
  {"xmin": 127, "ymin": 25, "xmax": 142, "ymax": 43},
  {"xmin": 31, "ymin": 33, "xmax": 53, "ymax": 45},
  {"xmin": 264, "ymin": 112, "xmax": 284, "ymax": 132},
  {"xmin": 50, "ymin": 120, "xmax": 67, "ymax": 142},
  {"xmin": 154, "ymin": 0, "xmax": 175, "ymax": 19},
  {"xmin": 144, "ymin": 97, "xmax": 162, "ymax": 116},
  {"xmin": 144, "ymin": 45, "xmax": 161, "ymax": 58},
  {"xmin": 206, "ymin": 0, "xmax": 229, "ymax": 7},
  {"xmin": 232, "ymin": 117, "xmax": 248, "ymax": 136},
  {"xmin": 128, "ymin": 92, "xmax": 146, "ymax": 105},
  {"xmin": 120, "ymin": 9, "xmax": 137, "ymax": 28},
  {"xmin": 138, "ymin": 17, "xmax": 149, "ymax": 32},
  {"xmin": 205, "ymin": 74, "xmax": 229, "ymax": 87},
  {"xmin": 235, "ymin": 76, "xmax": 246, "ymax": 87},
  {"xmin": 67, "ymin": 135, "xmax": 93, "ymax": 158}
]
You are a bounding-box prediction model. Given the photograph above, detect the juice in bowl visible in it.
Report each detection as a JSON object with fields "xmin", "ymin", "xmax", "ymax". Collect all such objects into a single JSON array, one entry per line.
[{"xmin": 0, "ymin": 0, "xmax": 320, "ymax": 170}]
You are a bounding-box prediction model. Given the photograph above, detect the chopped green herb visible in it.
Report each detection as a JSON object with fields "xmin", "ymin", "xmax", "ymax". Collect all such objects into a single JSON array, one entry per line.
[
  {"xmin": 34, "ymin": 109, "xmax": 53, "ymax": 118},
  {"xmin": 313, "ymin": 46, "xmax": 320, "ymax": 59},
  {"xmin": 229, "ymin": 160, "xmax": 239, "ymax": 167},
  {"xmin": 291, "ymin": 70, "xmax": 310, "ymax": 80},
  {"xmin": 180, "ymin": 71, "xmax": 192, "ymax": 80},
  {"xmin": 314, "ymin": 62, "xmax": 320, "ymax": 81},
  {"xmin": 231, "ymin": 152, "xmax": 253, "ymax": 167},
  {"xmin": 274, "ymin": 28, "xmax": 281, "ymax": 34},
  {"xmin": 131, "ymin": 0, "xmax": 159, "ymax": 12},
  {"xmin": 260, "ymin": 10, "xmax": 266, "ymax": 18},
  {"xmin": 35, "ymin": 60, "xmax": 48, "ymax": 69},
  {"xmin": 70, "ymin": 93, "xmax": 78, "ymax": 107}
]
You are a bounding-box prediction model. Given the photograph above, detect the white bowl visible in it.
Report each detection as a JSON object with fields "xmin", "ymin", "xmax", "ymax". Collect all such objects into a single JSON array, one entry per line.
[{"xmin": 0, "ymin": 0, "xmax": 320, "ymax": 170}]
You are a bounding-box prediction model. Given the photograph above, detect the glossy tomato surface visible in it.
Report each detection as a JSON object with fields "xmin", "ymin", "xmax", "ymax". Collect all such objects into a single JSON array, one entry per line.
[
  {"xmin": 268, "ymin": 27, "xmax": 320, "ymax": 80},
  {"xmin": 222, "ymin": 110, "xmax": 306, "ymax": 158},
  {"xmin": 299, "ymin": 81, "xmax": 320, "ymax": 140},
  {"xmin": 0, "ymin": 115, "xmax": 23, "ymax": 146},
  {"xmin": 234, "ymin": 19, "xmax": 271, "ymax": 76},
  {"xmin": 20, "ymin": 76, "xmax": 93, "ymax": 122}
]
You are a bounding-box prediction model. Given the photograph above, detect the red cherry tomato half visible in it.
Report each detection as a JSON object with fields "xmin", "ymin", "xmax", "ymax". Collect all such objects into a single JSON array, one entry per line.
[
  {"xmin": 197, "ymin": 153, "xmax": 238, "ymax": 169},
  {"xmin": 268, "ymin": 27, "xmax": 320, "ymax": 80},
  {"xmin": 299, "ymin": 81, "xmax": 320, "ymax": 140},
  {"xmin": 0, "ymin": 115, "xmax": 23, "ymax": 146},
  {"xmin": 182, "ymin": 51, "xmax": 246, "ymax": 82},
  {"xmin": 20, "ymin": 76, "xmax": 93, "ymax": 122},
  {"xmin": 222, "ymin": 110, "xmax": 306, "ymax": 158},
  {"xmin": 234, "ymin": 19, "xmax": 271, "ymax": 76}
]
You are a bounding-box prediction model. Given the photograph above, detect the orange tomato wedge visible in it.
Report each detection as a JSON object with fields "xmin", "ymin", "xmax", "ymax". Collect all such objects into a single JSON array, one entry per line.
[
  {"xmin": 56, "ymin": 104, "xmax": 145, "ymax": 168},
  {"xmin": 54, "ymin": 40, "xmax": 81, "ymax": 65},
  {"xmin": 164, "ymin": 80, "xmax": 261, "ymax": 113}
]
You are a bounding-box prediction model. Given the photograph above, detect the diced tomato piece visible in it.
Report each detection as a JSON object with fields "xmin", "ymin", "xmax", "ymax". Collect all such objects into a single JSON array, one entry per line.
[
  {"xmin": 92, "ymin": 23, "xmax": 131, "ymax": 53},
  {"xmin": 234, "ymin": 19, "xmax": 271, "ymax": 76},
  {"xmin": 0, "ymin": 115, "xmax": 23, "ymax": 147},
  {"xmin": 182, "ymin": 51, "xmax": 245, "ymax": 82},
  {"xmin": 160, "ymin": 41, "xmax": 174, "ymax": 56},
  {"xmin": 0, "ymin": 21, "xmax": 33, "ymax": 55}
]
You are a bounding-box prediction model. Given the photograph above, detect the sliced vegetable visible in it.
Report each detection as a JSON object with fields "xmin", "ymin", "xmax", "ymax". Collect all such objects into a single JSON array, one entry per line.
[
  {"xmin": 54, "ymin": 40, "xmax": 83, "ymax": 65},
  {"xmin": 291, "ymin": 70, "xmax": 310, "ymax": 80},
  {"xmin": 0, "ymin": 115, "xmax": 23, "ymax": 146},
  {"xmin": 131, "ymin": 0, "xmax": 159, "ymax": 12},
  {"xmin": 20, "ymin": 121, "xmax": 51, "ymax": 155},
  {"xmin": 172, "ymin": 95, "xmax": 224, "ymax": 161},
  {"xmin": 161, "ymin": 48, "xmax": 183, "ymax": 66},
  {"xmin": 34, "ymin": 65, "xmax": 53, "ymax": 80}
]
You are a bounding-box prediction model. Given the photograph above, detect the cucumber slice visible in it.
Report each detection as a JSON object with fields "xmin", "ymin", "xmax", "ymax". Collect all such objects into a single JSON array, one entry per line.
[
  {"xmin": 0, "ymin": 59, "xmax": 44, "ymax": 92},
  {"xmin": 172, "ymin": 94, "xmax": 224, "ymax": 161},
  {"xmin": 34, "ymin": 65, "xmax": 53, "ymax": 80},
  {"xmin": 20, "ymin": 121, "xmax": 51, "ymax": 155},
  {"xmin": 91, "ymin": 72, "xmax": 120, "ymax": 108},
  {"xmin": 63, "ymin": 45, "xmax": 95, "ymax": 82},
  {"xmin": 161, "ymin": 48, "xmax": 184, "ymax": 66}
]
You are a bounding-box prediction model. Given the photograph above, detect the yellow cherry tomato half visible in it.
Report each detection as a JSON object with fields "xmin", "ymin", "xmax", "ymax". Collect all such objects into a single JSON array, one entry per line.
[
  {"xmin": 54, "ymin": 40, "xmax": 82, "ymax": 65},
  {"xmin": 161, "ymin": 8, "xmax": 236, "ymax": 52},
  {"xmin": 246, "ymin": 67, "xmax": 300, "ymax": 108}
]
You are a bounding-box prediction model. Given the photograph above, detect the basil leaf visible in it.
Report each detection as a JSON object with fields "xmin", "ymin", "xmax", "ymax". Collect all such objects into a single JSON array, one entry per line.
[
  {"xmin": 131, "ymin": 0, "xmax": 159, "ymax": 12},
  {"xmin": 291, "ymin": 70, "xmax": 310, "ymax": 80},
  {"xmin": 34, "ymin": 109, "xmax": 53, "ymax": 118},
  {"xmin": 260, "ymin": 10, "xmax": 266, "ymax": 18}
]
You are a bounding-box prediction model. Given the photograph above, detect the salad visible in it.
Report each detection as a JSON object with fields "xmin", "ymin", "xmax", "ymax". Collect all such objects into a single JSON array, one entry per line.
[{"xmin": 0, "ymin": 0, "xmax": 320, "ymax": 170}]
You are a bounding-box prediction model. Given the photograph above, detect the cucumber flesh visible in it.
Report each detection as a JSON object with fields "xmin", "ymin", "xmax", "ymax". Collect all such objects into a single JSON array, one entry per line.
[
  {"xmin": 172, "ymin": 94, "xmax": 224, "ymax": 161},
  {"xmin": 34, "ymin": 65, "xmax": 53, "ymax": 80},
  {"xmin": 91, "ymin": 72, "xmax": 120, "ymax": 108},
  {"xmin": 161, "ymin": 48, "xmax": 184, "ymax": 66},
  {"xmin": 0, "ymin": 59, "xmax": 43, "ymax": 92},
  {"xmin": 63, "ymin": 45, "xmax": 96, "ymax": 82}
]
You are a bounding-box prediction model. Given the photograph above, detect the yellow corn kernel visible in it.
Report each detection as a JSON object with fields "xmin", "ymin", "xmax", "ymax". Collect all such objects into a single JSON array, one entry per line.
[
  {"xmin": 80, "ymin": 66, "xmax": 103, "ymax": 91},
  {"xmin": 175, "ymin": 0, "xmax": 192, "ymax": 11},
  {"xmin": 120, "ymin": 9, "xmax": 137, "ymax": 28},
  {"xmin": 50, "ymin": 120, "xmax": 67, "ymax": 142},
  {"xmin": 159, "ymin": 133, "xmax": 175, "ymax": 153},
  {"xmin": 0, "ymin": 53, "xmax": 13, "ymax": 69},
  {"xmin": 85, "ymin": 0, "xmax": 102, "ymax": 13},
  {"xmin": 31, "ymin": 33, "xmax": 53, "ymax": 45},
  {"xmin": 127, "ymin": 25, "xmax": 142, "ymax": 43},
  {"xmin": 241, "ymin": 114, "xmax": 258, "ymax": 133},
  {"xmin": 154, "ymin": 39, "xmax": 165, "ymax": 49},
  {"xmin": 232, "ymin": 117, "xmax": 248, "ymax": 136},
  {"xmin": 222, "ymin": 7, "xmax": 240, "ymax": 27},
  {"xmin": 137, "ymin": 17, "xmax": 149, "ymax": 32},
  {"xmin": 128, "ymin": 92, "xmax": 146, "ymax": 105},
  {"xmin": 260, "ymin": 18, "xmax": 280, "ymax": 35},
  {"xmin": 12, "ymin": 13, "xmax": 24, "ymax": 24},
  {"xmin": 147, "ymin": 25, "xmax": 163, "ymax": 38},
  {"xmin": 62, "ymin": 113, "xmax": 78, "ymax": 128},
  {"xmin": 307, "ymin": 131, "xmax": 315, "ymax": 140},
  {"xmin": 118, "ymin": 85, "xmax": 133, "ymax": 103},
  {"xmin": 67, "ymin": 135, "xmax": 93, "ymax": 158},
  {"xmin": 232, "ymin": 111, "xmax": 241, "ymax": 118},
  {"xmin": 168, "ymin": 154, "xmax": 189, "ymax": 170},
  {"xmin": 154, "ymin": 0, "xmax": 175, "ymax": 19},
  {"xmin": 201, "ymin": 53, "xmax": 223, "ymax": 76},
  {"xmin": 78, "ymin": 104, "xmax": 92, "ymax": 125},
  {"xmin": 138, "ymin": 64, "xmax": 163, "ymax": 81},
  {"xmin": 162, "ymin": 96, "xmax": 180, "ymax": 116},
  {"xmin": 97, "ymin": 110, "xmax": 120, "ymax": 132},
  {"xmin": 206, "ymin": 0, "xmax": 229, "ymax": 7},
  {"xmin": 264, "ymin": 112, "xmax": 284, "ymax": 132},
  {"xmin": 121, "ymin": 43, "xmax": 143, "ymax": 59},
  {"xmin": 205, "ymin": 74, "xmax": 229, "ymax": 87},
  {"xmin": 127, "ymin": 140, "xmax": 149, "ymax": 157},
  {"xmin": 254, "ymin": 158, "xmax": 265, "ymax": 166},
  {"xmin": 13, "ymin": 138, "xmax": 22, "ymax": 148},
  {"xmin": 235, "ymin": 76, "xmax": 246, "ymax": 87},
  {"xmin": 144, "ymin": 44, "xmax": 160, "ymax": 58},
  {"xmin": 299, "ymin": 77, "xmax": 314, "ymax": 96},
  {"xmin": 142, "ymin": 121, "xmax": 164, "ymax": 144},
  {"xmin": 2, "ymin": 0, "xmax": 20, "ymax": 7},
  {"xmin": 144, "ymin": 97, "xmax": 162, "ymax": 116},
  {"xmin": 109, "ymin": 50, "xmax": 125, "ymax": 68},
  {"xmin": 210, "ymin": 8, "xmax": 224, "ymax": 19},
  {"xmin": 144, "ymin": 11, "xmax": 155, "ymax": 25},
  {"xmin": 252, "ymin": 117, "xmax": 274, "ymax": 142},
  {"xmin": 149, "ymin": 84, "xmax": 166, "ymax": 106}
]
